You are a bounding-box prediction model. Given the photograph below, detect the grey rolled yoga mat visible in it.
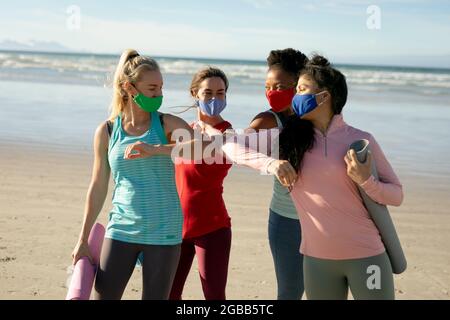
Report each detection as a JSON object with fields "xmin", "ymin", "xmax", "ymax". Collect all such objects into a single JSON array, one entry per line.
[{"xmin": 349, "ymin": 139, "xmax": 407, "ymax": 274}]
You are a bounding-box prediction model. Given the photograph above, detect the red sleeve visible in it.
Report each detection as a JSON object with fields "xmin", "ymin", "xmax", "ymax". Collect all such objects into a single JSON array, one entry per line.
[{"xmin": 214, "ymin": 121, "xmax": 232, "ymax": 132}]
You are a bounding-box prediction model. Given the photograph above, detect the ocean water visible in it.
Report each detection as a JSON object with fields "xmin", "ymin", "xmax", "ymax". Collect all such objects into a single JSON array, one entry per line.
[{"xmin": 1, "ymin": 50, "xmax": 450, "ymax": 179}]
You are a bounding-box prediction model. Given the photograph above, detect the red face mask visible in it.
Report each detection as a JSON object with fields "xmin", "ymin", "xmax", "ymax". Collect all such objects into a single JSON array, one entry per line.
[{"xmin": 265, "ymin": 88, "xmax": 296, "ymax": 112}]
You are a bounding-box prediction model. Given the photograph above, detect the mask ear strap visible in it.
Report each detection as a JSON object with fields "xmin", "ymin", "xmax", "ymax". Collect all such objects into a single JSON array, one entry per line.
[
  {"xmin": 317, "ymin": 90, "xmax": 329, "ymax": 105},
  {"xmin": 129, "ymin": 83, "xmax": 140, "ymax": 99}
]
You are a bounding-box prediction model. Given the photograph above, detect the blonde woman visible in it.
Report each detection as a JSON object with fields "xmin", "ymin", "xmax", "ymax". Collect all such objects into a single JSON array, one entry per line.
[{"xmin": 71, "ymin": 49, "xmax": 197, "ymax": 300}]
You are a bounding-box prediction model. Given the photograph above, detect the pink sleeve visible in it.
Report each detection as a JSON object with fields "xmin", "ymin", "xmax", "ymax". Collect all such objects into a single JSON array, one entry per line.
[
  {"xmin": 359, "ymin": 135, "xmax": 404, "ymax": 206},
  {"xmin": 221, "ymin": 129, "xmax": 279, "ymax": 174}
]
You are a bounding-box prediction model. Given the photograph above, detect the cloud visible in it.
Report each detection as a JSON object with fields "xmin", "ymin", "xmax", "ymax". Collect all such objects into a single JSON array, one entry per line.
[
  {"xmin": 1, "ymin": 3, "xmax": 447, "ymax": 61},
  {"xmin": 0, "ymin": 9, "xmax": 240, "ymax": 58},
  {"xmin": 242, "ymin": 0, "xmax": 273, "ymax": 9},
  {"xmin": 0, "ymin": 8, "xmax": 319, "ymax": 59}
]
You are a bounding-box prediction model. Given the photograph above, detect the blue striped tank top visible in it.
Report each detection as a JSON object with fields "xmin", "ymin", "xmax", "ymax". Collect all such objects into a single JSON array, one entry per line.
[
  {"xmin": 106, "ymin": 112, "xmax": 183, "ymax": 245},
  {"xmin": 267, "ymin": 110, "xmax": 299, "ymax": 220}
]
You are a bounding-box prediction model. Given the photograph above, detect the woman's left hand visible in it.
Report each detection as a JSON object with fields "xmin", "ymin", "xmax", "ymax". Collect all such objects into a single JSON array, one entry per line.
[
  {"xmin": 344, "ymin": 149, "xmax": 372, "ymax": 185},
  {"xmin": 124, "ymin": 141, "xmax": 158, "ymax": 160},
  {"xmin": 267, "ymin": 159, "xmax": 298, "ymax": 188}
]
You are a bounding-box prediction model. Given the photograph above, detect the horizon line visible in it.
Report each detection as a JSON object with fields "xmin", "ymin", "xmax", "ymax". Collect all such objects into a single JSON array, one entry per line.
[{"xmin": 1, "ymin": 49, "xmax": 450, "ymax": 72}]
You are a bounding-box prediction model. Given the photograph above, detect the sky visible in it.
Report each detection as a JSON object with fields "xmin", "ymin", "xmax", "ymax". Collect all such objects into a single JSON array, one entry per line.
[{"xmin": 1, "ymin": 0, "xmax": 449, "ymax": 67}]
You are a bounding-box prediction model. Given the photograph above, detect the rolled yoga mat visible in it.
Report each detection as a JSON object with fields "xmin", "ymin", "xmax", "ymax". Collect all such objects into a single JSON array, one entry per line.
[
  {"xmin": 66, "ymin": 223, "xmax": 105, "ymax": 300},
  {"xmin": 349, "ymin": 139, "xmax": 407, "ymax": 274}
]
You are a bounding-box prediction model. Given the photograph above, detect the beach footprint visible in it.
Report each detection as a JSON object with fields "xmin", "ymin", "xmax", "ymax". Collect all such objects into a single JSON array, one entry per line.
[{"xmin": 0, "ymin": 256, "xmax": 16, "ymax": 263}]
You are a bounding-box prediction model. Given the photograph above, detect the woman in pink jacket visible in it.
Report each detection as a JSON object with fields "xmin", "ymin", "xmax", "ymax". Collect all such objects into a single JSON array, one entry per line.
[{"xmin": 270, "ymin": 54, "xmax": 404, "ymax": 299}]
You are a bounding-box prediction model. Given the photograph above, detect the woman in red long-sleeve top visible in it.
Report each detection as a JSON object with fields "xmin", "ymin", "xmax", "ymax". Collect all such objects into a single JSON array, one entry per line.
[{"xmin": 169, "ymin": 67, "xmax": 233, "ymax": 300}]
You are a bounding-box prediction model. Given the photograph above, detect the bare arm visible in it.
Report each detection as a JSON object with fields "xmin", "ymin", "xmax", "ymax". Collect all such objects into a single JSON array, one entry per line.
[
  {"xmin": 72, "ymin": 122, "xmax": 111, "ymax": 264},
  {"xmin": 247, "ymin": 111, "xmax": 278, "ymax": 132},
  {"xmin": 124, "ymin": 113, "xmax": 220, "ymax": 161},
  {"xmin": 123, "ymin": 113, "xmax": 297, "ymax": 186}
]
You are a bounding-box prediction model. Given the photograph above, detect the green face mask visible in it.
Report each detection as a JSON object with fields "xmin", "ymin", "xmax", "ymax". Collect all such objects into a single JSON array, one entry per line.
[{"xmin": 133, "ymin": 93, "xmax": 163, "ymax": 112}]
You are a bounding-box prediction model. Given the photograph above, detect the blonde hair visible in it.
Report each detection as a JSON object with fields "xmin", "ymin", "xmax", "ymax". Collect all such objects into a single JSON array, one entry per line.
[{"xmin": 109, "ymin": 49, "xmax": 160, "ymax": 120}]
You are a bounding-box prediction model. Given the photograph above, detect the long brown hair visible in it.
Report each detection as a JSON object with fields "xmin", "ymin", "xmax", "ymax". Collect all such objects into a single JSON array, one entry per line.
[{"xmin": 190, "ymin": 67, "xmax": 229, "ymax": 97}]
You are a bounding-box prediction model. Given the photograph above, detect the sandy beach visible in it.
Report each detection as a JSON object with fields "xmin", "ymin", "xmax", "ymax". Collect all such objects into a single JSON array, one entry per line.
[
  {"xmin": 0, "ymin": 140, "xmax": 449, "ymax": 300},
  {"xmin": 2, "ymin": 0, "xmax": 450, "ymax": 302}
]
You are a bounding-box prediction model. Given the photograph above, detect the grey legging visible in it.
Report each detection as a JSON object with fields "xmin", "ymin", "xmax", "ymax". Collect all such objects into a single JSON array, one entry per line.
[
  {"xmin": 94, "ymin": 238, "xmax": 181, "ymax": 300},
  {"xmin": 303, "ymin": 252, "xmax": 395, "ymax": 300}
]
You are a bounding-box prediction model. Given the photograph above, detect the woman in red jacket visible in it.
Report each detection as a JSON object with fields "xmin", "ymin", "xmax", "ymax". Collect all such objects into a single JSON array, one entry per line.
[{"xmin": 169, "ymin": 67, "xmax": 233, "ymax": 300}]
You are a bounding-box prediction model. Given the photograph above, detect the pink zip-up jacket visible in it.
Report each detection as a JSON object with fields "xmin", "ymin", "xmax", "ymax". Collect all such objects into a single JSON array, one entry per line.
[{"xmin": 221, "ymin": 114, "xmax": 403, "ymax": 260}]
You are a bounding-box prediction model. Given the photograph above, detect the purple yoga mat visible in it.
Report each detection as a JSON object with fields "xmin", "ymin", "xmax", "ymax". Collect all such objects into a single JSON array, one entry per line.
[{"xmin": 66, "ymin": 223, "xmax": 105, "ymax": 300}]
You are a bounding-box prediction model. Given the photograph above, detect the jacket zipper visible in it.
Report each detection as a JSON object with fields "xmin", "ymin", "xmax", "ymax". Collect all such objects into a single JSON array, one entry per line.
[{"xmin": 318, "ymin": 119, "xmax": 333, "ymax": 157}]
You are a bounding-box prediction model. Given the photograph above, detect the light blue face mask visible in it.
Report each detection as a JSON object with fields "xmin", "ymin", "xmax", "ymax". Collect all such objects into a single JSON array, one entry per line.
[
  {"xmin": 196, "ymin": 97, "xmax": 227, "ymax": 116},
  {"xmin": 292, "ymin": 91, "xmax": 327, "ymax": 117}
]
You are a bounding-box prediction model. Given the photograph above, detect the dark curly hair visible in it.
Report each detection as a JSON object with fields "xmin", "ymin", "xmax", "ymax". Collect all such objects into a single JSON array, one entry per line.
[
  {"xmin": 267, "ymin": 48, "xmax": 308, "ymax": 79},
  {"xmin": 279, "ymin": 54, "xmax": 348, "ymax": 173}
]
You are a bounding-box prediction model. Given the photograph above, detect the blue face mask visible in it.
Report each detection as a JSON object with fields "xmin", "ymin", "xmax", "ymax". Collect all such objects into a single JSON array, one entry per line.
[
  {"xmin": 292, "ymin": 91, "xmax": 327, "ymax": 117},
  {"xmin": 196, "ymin": 98, "xmax": 227, "ymax": 116}
]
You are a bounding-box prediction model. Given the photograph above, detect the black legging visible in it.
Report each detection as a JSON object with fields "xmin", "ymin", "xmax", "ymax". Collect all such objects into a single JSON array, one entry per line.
[{"xmin": 94, "ymin": 238, "xmax": 181, "ymax": 300}]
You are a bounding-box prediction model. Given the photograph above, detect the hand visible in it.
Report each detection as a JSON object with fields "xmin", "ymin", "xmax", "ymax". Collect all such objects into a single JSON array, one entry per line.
[
  {"xmin": 344, "ymin": 149, "xmax": 372, "ymax": 185},
  {"xmin": 124, "ymin": 141, "xmax": 158, "ymax": 160},
  {"xmin": 72, "ymin": 240, "xmax": 93, "ymax": 265},
  {"xmin": 267, "ymin": 160, "xmax": 298, "ymax": 188}
]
